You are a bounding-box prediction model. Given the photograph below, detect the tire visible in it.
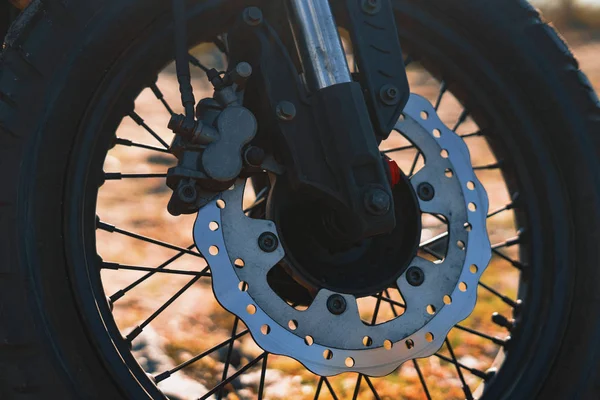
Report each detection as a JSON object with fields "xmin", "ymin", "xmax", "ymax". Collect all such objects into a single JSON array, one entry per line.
[{"xmin": 0, "ymin": 0, "xmax": 599, "ymax": 399}]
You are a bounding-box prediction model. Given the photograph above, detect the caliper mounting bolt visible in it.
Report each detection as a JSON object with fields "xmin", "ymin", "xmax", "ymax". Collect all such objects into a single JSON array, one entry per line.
[
  {"xmin": 379, "ymin": 84, "xmax": 400, "ymax": 105},
  {"xmin": 364, "ymin": 188, "xmax": 392, "ymax": 216},
  {"xmin": 362, "ymin": 0, "xmax": 381, "ymax": 15},
  {"xmin": 177, "ymin": 182, "xmax": 198, "ymax": 204},
  {"xmin": 258, "ymin": 232, "xmax": 279, "ymax": 253},
  {"xmin": 276, "ymin": 101, "xmax": 297, "ymax": 121},
  {"xmin": 327, "ymin": 294, "xmax": 347, "ymax": 315},
  {"xmin": 244, "ymin": 146, "xmax": 266, "ymax": 167},
  {"xmin": 406, "ymin": 266, "xmax": 425, "ymax": 286},
  {"xmin": 243, "ymin": 7, "xmax": 263, "ymax": 26},
  {"xmin": 417, "ymin": 182, "xmax": 435, "ymax": 201}
]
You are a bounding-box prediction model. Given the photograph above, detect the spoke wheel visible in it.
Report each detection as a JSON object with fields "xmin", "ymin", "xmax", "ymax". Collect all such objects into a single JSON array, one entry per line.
[{"xmin": 54, "ymin": 2, "xmax": 586, "ymax": 400}]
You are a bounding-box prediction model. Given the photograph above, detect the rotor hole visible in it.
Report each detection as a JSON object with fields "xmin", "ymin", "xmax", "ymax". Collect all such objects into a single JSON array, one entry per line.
[
  {"xmin": 323, "ymin": 349, "xmax": 333, "ymax": 360},
  {"xmin": 209, "ymin": 246, "xmax": 219, "ymax": 256},
  {"xmin": 433, "ymin": 128, "xmax": 442, "ymax": 138},
  {"xmin": 445, "ymin": 168, "xmax": 454, "ymax": 178},
  {"xmin": 383, "ymin": 340, "xmax": 393, "ymax": 350},
  {"xmin": 465, "ymin": 223, "xmax": 473, "ymax": 232},
  {"xmin": 216, "ymin": 199, "xmax": 226, "ymax": 209},
  {"xmin": 470, "ymin": 264, "xmax": 479, "ymax": 274},
  {"xmin": 261, "ymin": 325, "xmax": 271, "ymax": 335},
  {"xmin": 209, "ymin": 221, "xmax": 219, "ymax": 231},
  {"xmin": 443, "ymin": 295, "xmax": 453, "ymax": 305},
  {"xmin": 304, "ymin": 336, "xmax": 314, "ymax": 346},
  {"xmin": 246, "ymin": 304, "xmax": 256, "ymax": 315},
  {"xmin": 440, "ymin": 149, "xmax": 449, "ymax": 158},
  {"xmin": 467, "ymin": 181, "xmax": 476, "ymax": 190},
  {"xmin": 468, "ymin": 202, "xmax": 477, "ymax": 212},
  {"xmin": 459, "ymin": 282, "xmax": 468, "ymax": 292},
  {"xmin": 420, "ymin": 111, "xmax": 429, "ymax": 120},
  {"xmin": 345, "ymin": 357, "xmax": 355, "ymax": 368},
  {"xmin": 427, "ymin": 305, "xmax": 436, "ymax": 315},
  {"xmin": 288, "ymin": 320, "xmax": 298, "ymax": 331},
  {"xmin": 405, "ymin": 339, "xmax": 415, "ymax": 349},
  {"xmin": 425, "ymin": 332, "xmax": 434, "ymax": 342},
  {"xmin": 238, "ymin": 281, "xmax": 249, "ymax": 292},
  {"xmin": 363, "ymin": 336, "xmax": 373, "ymax": 347},
  {"xmin": 457, "ymin": 240, "xmax": 466, "ymax": 250},
  {"xmin": 234, "ymin": 258, "xmax": 245, "ymax": 268}
]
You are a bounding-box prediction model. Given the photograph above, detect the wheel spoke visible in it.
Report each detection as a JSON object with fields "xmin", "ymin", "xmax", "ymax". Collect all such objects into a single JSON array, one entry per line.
[
  {"xmin": 189, "ymin": 53, "xmax": 210, "ymax": 73},
  {"xmin": 150, "ymin": 82, "xmax": 175, "ymax": 116},
  {"xmin": 125, "ymin": 274, "xmax": 202, "ymax": 342},
  {"xmin": 217, "ymin": 317, "xmax": 240, "ymax": 400},
  {"xmin": 244, "ymin": 186, "xmax": 269, "ymax": 214},
  {"xmin": 199, "ymin": 353, "xmax": 267, "ymax": 400},
  {"xmin": 97, "ymin": 220, "xmax": 205, "ymax": 259},
  {"xmin": 214, "ymin": 36, "xmax": 229, "ymax": 55},
  {"xmin": 443, "ymin": 338, "xmax": 474, "ymax": 399},
  {"xmin": 473, "ymin": 161, "xmax": 503, "ymax": 171},
  {"xmin": 413, "ymin": 359, "xmax": 432, "ymax": 400},
  {"xmin": 488, "ymin": 200, "xmax": 516, "ymax": 218},
  {"xmin": 114, "ymin": 137, "xmax": 172, "ymax": 154},
  {"xmin": 128, "ymin": 111, "xmax": 170, "ymax": 149},
  {"xmin": 352, "ymin": 374, "xmax": 362, "ymax": 400},
  {"xmin": 479, "ymin": 281, "xmax": 519, "ymax": 308},
  {"xmin": 376, "ymin": 294, "xmax": 406, "ymax": 310},
  {"xmin": 460, "ymin": 130, "xmax": 485, "ymax": 139},
  {"xmin": 104, "ymin": 172, "xmax": 168, "ymax": 180},
  {"xmin": 435, "ymin": 80, "xmax": 447, "ymax": 111},
  {"xmin": 314, "ymin": 377, "xmax": 324, "ymax": 400},
  {"xmin": 109, "ymin": 244, "xmax": 195, "ymax": 302},
  {"xmin": 435, "ymin": 345, "xmax": 488, "ymax": 382},
  {"xmin": 257, "ymin": 353, "xmax": 269, "ymax": 400},
  {"xmin": 384, "ymin": 289, "xmax": 401, "ymax": 317},
  {"xmin": 102, "ymin": 262, "xmax": 211, "ymax": 278},
  {"xmin": 453, "ymin": 108, "xmax": 470, "ymax": 132},
  {"xmin": 454, "ymin": 324, "xmax": 506, "ymax": 346},
  {"xmin": 492, "ymin": 235, "xmax": 521, "ymax": 251},
  {"xmin": 493, "ymin": 248, "xmax": 524, "ymax": 270},
  {"xmin": 409, "ymin": 151, "xmax": 422, "ymax": 177},
  {"xmin": 382, "ymin": 143, "xmax": 416, "ymax": 155},
  {"xmin": 323, "ymin": 377, "xmax": 339, "ymax": 400},
  {"xmin": 363, "ymin": 376, "xmax": 382, "ymax": 400},
  {"xmin": 154, "ymin": 329, "xmax": 249, "ymax": 383},
  {"xmin": 370, "ymin": 292, "xmax": 384, "ymax": 325}
]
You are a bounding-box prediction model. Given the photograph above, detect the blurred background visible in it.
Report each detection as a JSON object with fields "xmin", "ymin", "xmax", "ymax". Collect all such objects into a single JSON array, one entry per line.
[{"xmin": 86, "ymin": 1, "xmax": 600, "ymax": 400}]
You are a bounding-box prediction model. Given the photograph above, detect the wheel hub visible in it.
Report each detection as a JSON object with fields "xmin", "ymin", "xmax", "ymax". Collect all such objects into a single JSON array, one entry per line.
[{"xmin": 193, "ymin": 94, "xmax": 492, "ymax": 376}]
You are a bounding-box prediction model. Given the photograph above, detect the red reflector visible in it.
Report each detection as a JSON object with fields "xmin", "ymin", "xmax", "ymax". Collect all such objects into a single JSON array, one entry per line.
[{"xmin": 387, "ymin": 158, "xmax": 402, "ymax": 187}]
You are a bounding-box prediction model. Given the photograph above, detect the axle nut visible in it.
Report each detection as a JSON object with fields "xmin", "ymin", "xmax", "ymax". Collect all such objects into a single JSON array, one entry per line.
[
  {"xmin": 327, "ymin": 294, "xmax": 347, "ymax": 315},
  {"xmin": 364, "ymin": 188, "xmax": 392, "ymax": 216}
]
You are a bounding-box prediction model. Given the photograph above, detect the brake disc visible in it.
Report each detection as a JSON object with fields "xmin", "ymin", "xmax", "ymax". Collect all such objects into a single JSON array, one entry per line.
[{"xmin": 193, "ymin": 94, "xmax": 491, "ymax": 377}]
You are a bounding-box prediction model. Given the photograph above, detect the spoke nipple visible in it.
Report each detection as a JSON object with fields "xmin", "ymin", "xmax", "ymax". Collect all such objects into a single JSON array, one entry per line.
[
  {"xmin": 361, "ymin": 0, "xmax": 381, "ymax": 15},
  {"xmin": 327, "ymin": 294, "xmax": 347, "ymax": 315},
  {"xmin": 491, "ymin": 312, "xmax": 515, "ymax": 331},
  {"xmin": 106, "ymin": 296, "xmax": 114, "ymax": 312},
  {"xmin": 406, "ymin": 266, "xmax": 425, "ymax": 286},
  {"xmin": 146, "ymin": 373, "xmax": 157, "ymax": 384},
  {"xmin": 276, "ymin": 101, "xmax": 297, "ymax": 121},
  {"xmin": 484, "ymin": 367, "xmax": 498, "ymax": 381},
  {"xmin": 258, "ymin": 232, "xmax": 279, "ymax": 253},
  {"xmin": 243, "ymin": 7, "xmax": 263, "ymax": 26},
  {"xmin": 379, "ymin": 84, "xmax": 401, "ymax": 105},
  {"xmin": 364, "ymin": 188, "xmax": 392, "ymax": 216},
  {"xmin": 417, "ymin": 182, "xmax": 435, "ymax": 201}
]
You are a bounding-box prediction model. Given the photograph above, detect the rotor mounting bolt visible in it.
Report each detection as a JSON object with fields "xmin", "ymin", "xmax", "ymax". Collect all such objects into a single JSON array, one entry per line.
[
  {"xmin": 244, "ymin": 146, "xmax": 266, "ymax": 167},
  {"xmin": 379, "ymin": 84, "xmax": 400, "ymax": 105},
  {"xmin": 177, "ymin": 183, "xmax": 198, "ymax": 204},
  {"xmin": 362, "ymin": 0, "xmax": 381, "ymax": 15},
  {"xmin": 258, "ymin": 232, "xmax": 279, "ymax": 253},
  {"xmin": 243, "ymin": 7, "xmax": 263, "ymax": 26},
  {"xmin": 417, "ymin": 182, "xmax": 435, "ymax": 201},
  {"xmin": 406, "ymin": 266, "xmax": 425, "ymax": 287},
  {"xmin": 327, "ymin": 294, "xmax": 347, "ymax": 315},
  {"xmin": 364, "ymin": 188, "xmax": 392, "ymax": 216},
  {"xmin": 276, "ymin": 101, "xmax": 297, "ymax": 121}
]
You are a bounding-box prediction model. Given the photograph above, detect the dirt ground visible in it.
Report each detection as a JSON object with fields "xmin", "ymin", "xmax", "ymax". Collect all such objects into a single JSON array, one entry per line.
[{"xmin": 96, "ymin": 27, "xmax": 600, "ymax": 400}]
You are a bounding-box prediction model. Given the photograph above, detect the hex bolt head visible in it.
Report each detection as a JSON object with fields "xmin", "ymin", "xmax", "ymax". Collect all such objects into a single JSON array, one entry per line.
[
  {"xmin": 417, "ymin": 182, "xmax": 435, "ymax": 201},
  {"xmin": 379, "ymin": 84, "xmax": 401, "ymax": 105},
  {"xmin": 243, "ymin": 7, "xmax": 263, "ymax": 26},
  {"xmin": 362, "ymin": 0, "xmax": 381, "ymax": 14},
  {"xmin": 406, "ymin": 266, "xmax": 425, "ymax": 286},
  {"xmin": 258, "ymin": 232, "xmax": 279, "ymax": 253},
  {"xmin": 276, "ymin": 101, "xmax": 297, "ymax": 121},
  {"xmin": 364, "ymin": 188, "xmax": 392, "ymax": 216},
  {"xmin": 327, "ymin": 294, "xmax": 347, "ymax": 315}
]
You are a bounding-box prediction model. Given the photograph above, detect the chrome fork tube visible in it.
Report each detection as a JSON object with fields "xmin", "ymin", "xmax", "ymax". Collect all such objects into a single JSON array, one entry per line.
[{"xmin": 287, "ymin": 0, "xmax": 352, "ymax": 90}]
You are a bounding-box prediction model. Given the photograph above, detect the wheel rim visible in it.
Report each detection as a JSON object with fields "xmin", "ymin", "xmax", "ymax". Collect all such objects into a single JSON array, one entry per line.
[{"xmin": 63, "ymin": 3, "xmax": 558, "ymax": 399}]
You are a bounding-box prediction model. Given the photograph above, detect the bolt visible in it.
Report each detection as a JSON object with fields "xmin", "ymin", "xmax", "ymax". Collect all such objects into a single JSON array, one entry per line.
[
  {"xmin": 417, "ymin": 182, "xmax": 435, "ymax": 201},
  {"xmin": 406, "ymin": 266, "xmax": 425, "ymax": 286},
  {"xmin": 364, "ymin": 188, "xmax": 391, "ymax": 216},
  {"xmin": 379, "ymin": 84, "xmax": 400, "ymax": 105},
  {"xmin": 243, "ymin": 7, "xmax": 263, "ymax": 26},
  {"xmin": 244, "ymin": 146, "xmax": 266, "ymax": 167},
  {"xmin": 327, "ymin": 294, "xmax": 347, "ymax": 315},
  {"xmin": 276, "ymin": 101, "xmax": 297, "ymax": 121},
  {"xmin": 362, "ymin": 0, "xmax": 381, "ymax": 14},
  {"xmin": 258, "ymin": 232, "xmax": 279, "ymax": 253},
  {"xmin": 177, "ymin": 183, "xmax": 198, "ymax": 204},
  {"xmin": 235, "ymin": 62, "xmax": 253, "ymax": 79}
]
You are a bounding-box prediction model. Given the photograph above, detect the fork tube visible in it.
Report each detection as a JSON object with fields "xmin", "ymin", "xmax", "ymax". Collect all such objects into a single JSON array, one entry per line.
[{"xmin": 287, "ymin": 0, "xmax": 352, "ymax": 90}]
